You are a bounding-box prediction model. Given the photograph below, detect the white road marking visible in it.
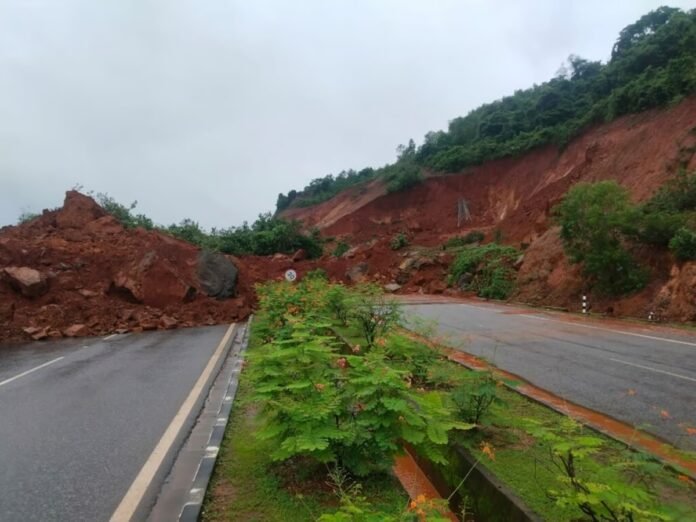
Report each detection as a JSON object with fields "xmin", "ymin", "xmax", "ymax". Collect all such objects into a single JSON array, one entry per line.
[
  {"xmin": 103, "ymin": 334, "xmax": 118, "ymax": 341},
  {"xmin": 518, "ymin": 314, "xmax": 696, "ymax": 348},
  {"xmin": 609, "ymin": 358, "xmax": 696, "ymax": 383},
  {"xmin": 109, "ymin": 323, "xmax": 237, "ymax": 522},
  {"xmin": 0, "ymin": 357, "xmax": 65, "ymax": 388}
]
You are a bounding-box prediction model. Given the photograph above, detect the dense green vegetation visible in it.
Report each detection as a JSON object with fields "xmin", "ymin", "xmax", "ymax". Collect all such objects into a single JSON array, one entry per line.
[
  {"xmin": 556, "ymin": 181, "xmax": 648, "ymax": 295},
  {"xmin": 444, "ymin": 230, "xmax": 486, "ymax": 249},
  {"xmin": 276, "ymin": 167, "xmax": 376, "ymax": 212},
  {"xmin": 276, "ymin": 7, "xmax": 696, "ymax": 212},
  {"xmin": 249, "ymin": 281, "xmax": 471, "ymax": 478},
  {"xmin": 90, "ymin": 193, "xmax": 324, "ymax": 258},
  {"xmin": 200, "ymin": 328, "xmax": 408, "ymax": 522},
  {"xmin": 332, "ymin": 239, "xmax": 350, "ymax": 257},
  {"xmin": 556, "ymin": 171, "xmax": 696, "ymax": 295},
  {"xmin": 670, "ymin": 227, "xmax": 696, "ymax": 260},
  {"xmin": 448, "ymin": 243, "xmax": 521, "ymax": 299}
]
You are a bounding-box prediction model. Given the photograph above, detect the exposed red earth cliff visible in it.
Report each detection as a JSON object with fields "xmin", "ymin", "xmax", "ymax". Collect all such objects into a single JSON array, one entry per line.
[{"xmin": 283, "ymin": 98, "xmax": 696, "ymax": 322}]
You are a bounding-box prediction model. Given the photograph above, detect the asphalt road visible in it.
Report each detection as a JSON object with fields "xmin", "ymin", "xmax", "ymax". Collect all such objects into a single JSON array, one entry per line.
[
  {"xmin": 0, "ymin": 325, "xmax": 231, "ymax": 522},
  {"xmin": 403, "ymin": 300, "xmax": 696, "ymax": 451}
]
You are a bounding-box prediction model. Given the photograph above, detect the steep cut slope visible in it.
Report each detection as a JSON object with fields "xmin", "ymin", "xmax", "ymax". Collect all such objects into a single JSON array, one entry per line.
[
  {"xmin": 287, "ymin": 98, "xmax": 696, "ymax": 245},
  {"xmin": 282, "ymin": 97, "xmax": 696, "ymax": 321}
]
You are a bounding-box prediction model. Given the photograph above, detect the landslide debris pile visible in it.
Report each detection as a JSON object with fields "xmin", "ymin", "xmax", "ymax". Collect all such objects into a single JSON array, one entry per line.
[{"xmin": 0, "ymin": 191, "xmax": 251, "ymax": 343}]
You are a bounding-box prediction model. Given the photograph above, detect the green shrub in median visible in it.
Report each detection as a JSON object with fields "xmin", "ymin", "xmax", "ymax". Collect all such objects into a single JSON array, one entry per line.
[
  {"xmin": 350, "ymin": 287, "xmax": 402, "ymax": 347},
  {"xmin": 248, "ymin": 280, "xmax": 472, "ymax": 477},
  {"xmin": 526, "ymin": 418, "xmax": 671, "ymax": 522},
  {"xmin": 451, "ymin": 371, "xmax": 501, "ymax": 425}
]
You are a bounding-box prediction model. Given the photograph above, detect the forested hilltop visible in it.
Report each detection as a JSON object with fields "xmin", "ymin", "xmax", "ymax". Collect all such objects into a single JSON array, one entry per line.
[{"xmin": 276, "ymin": 6, "xmax": 696, "ymax": 213}]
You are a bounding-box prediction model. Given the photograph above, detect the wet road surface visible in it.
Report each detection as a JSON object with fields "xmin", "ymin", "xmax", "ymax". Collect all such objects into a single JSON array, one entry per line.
[
  {"xmin": 0, "ymin": 325, "xmax": 231, "ymax": 522},
  {"xmin": 403, "ymin": 300, "xmax": 696, "ymax": 451}
]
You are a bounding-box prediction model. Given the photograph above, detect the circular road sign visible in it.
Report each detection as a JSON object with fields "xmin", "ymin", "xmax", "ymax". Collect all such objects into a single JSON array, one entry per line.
[{"xmin": 285, "ymin": 269, "xmax": 297, "ymax": 282}]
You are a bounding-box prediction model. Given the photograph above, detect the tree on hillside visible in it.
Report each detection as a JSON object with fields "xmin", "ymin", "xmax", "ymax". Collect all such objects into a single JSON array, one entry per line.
[
  {"xmin": 556, "ymin": 181, "xmax": 646, "ymax": 295},
  {"xmin": 612, "ymin": 6, "xmax": 680, "ymax": 59}
]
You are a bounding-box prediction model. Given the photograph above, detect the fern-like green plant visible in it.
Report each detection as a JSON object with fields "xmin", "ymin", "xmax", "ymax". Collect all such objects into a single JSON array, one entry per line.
[
  {"xmin": 526, "ymin": 418, "xmax": 671, "ymax": 522},
  {"xmin": 250, "ymin": 321, "xmax": 345, "ymax": 463},
  {"xmin": 337, "ymin": 350, "xmax": 473, "ymax": 475}
]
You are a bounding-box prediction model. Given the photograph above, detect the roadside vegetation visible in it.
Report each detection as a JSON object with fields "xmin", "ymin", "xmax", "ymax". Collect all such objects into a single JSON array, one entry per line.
[
  {"xmin": 203, "ymin": 278, "xmax": 696, "ymax": 521},
  {"xmin": 556, "ymin": 169, "xmax": 696, "ymax": 295},
  {"xmin": 276, "ymin": 7, "xmax": 696, "ymax": 212},
  {"xmin": 87, "ymin": 193, "xmax": 325, "ymax": 258},
  {"xmin": 390, "ymin": 232, "xmax": 409, "ymax": 251},
  {"xmin": 16, "ymin": 210, "xmax": 41, "ymax": 224},
  {"xmin": 444, "ymin": 231, "xmax": 485, "ymax": 249},
  {"xmin": 332, "ymin": 239, "xmax": 350, "ymax": 257},
  {"xmin": 448, "ymin": 243, "xmax": 521, "ymax": 300}
]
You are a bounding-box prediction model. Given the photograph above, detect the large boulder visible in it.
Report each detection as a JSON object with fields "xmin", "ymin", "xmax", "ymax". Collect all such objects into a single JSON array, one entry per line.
[
  {"xmin": 197, "ymin": 250, "xmax": 238, "ymax": 299},
  {"xmin": 111, "ymin": 251, "xmax": 197, "ymax": 307},
  {"xmin": 3, "ymin": 266, "xmax": 49, "ymax": 297}
]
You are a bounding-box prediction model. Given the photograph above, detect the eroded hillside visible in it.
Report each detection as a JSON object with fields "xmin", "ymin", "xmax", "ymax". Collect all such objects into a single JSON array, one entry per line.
[{"xmin": 282, "ymin": 98, "xmax": 696, "ymax": 321}]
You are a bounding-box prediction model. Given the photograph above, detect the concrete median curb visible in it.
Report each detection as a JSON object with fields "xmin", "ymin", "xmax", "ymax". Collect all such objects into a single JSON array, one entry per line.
[{"xmin": 145, "ymin": 319, "xmax": 252, "ymax": 522}]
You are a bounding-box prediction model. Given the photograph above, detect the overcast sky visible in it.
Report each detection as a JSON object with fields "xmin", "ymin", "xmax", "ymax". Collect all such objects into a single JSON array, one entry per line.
[{"xmin": 1, "ymin": 1, "xmax": 693, "ymax": 229}]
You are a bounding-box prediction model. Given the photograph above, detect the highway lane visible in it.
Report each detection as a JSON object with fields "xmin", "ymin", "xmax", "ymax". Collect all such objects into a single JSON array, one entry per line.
[
  {"xmin": 0, "ymin": 325, "xmax": 233, "ymax": 522},
  {"xmin": 403, "ymin": 300, "xmax": 696, "ymax": 451}
]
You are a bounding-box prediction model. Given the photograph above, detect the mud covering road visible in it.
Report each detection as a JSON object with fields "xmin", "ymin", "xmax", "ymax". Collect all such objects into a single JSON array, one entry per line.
[
  {"xmin": 0, "ymin": 325, "xmax": 232, "ymax": 522},
  {"xmin": 403, "ymin": 299, "xmax": 696, "ymax": 451}
]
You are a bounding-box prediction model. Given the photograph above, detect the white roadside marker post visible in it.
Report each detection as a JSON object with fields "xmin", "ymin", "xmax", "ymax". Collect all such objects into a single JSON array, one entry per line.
[{"xmin": 582, "ymin": 295, "xmax": 588, "ymax": 315}]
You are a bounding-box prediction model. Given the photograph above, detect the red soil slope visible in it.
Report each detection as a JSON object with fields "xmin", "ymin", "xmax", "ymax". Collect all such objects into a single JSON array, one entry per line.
[{"xmin": 281, "ymin": 98, "xmax": 696, "ymax": 322}]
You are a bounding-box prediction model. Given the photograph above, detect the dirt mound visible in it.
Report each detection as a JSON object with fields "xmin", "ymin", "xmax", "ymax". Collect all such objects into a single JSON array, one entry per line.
[{"xmin": 0, "ymin": 191, "xmax": 253, "ymax": 344}]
